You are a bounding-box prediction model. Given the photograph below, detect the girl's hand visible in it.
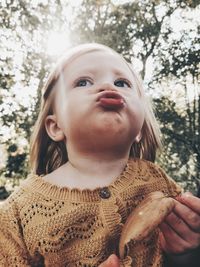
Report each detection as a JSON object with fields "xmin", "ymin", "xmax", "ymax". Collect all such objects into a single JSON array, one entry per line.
[
  {"xmin": 99, "ymin": 254, "xmax": 120, "ymax": 267},
  {"xmin": 159, "ymin": 192, "xmax": 200, "ymax": 261}
]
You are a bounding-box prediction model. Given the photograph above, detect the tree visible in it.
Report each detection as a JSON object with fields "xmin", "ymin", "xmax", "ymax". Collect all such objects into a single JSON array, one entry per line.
[
  {"xmin": 0, "ymin": 0, "xmax": 199, "ymax": 193},
  {"xmin": 154, "ymin": 96, "xmax": 199, "ymax": 192},
  {"xmin": 0, "ymin": 0, "xmax": 70, "ymax": 179},
  {"xmin": 152, "ymin": 18, "xmax": 200, "ymax": 192},
  {"xmin": 70, "ymin": 0, "xmax": 198, "ymax": 78}
]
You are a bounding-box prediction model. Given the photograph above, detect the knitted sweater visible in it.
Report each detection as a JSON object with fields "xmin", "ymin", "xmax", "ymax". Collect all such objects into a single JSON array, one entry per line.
[{"xmin": 0, "ymin": 158, "xmax": 182, "ymax": 267}]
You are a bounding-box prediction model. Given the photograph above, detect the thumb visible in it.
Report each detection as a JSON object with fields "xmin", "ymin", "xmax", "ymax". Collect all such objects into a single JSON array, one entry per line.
[{"xmin": 99, "ymin": 254, "xmax": 120, "ymax": 267}]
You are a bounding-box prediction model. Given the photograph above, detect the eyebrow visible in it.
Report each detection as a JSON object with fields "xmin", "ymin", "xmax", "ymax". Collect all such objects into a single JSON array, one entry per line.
[
  {"xmin": 74, "ymin": 68, "xmax": 131, "ymax": 77},
  {"xmin": 74, "ymin": 68, "xmax": 96, "ymax": 75},
  {"xmin": 113, "ymin": 69, "xmax": 129, "ymax": 77}
]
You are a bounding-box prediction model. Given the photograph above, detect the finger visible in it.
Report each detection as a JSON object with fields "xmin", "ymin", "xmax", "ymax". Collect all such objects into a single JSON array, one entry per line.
[
  {"xmin": 159, "ymin": 221, "xmax": 192, "ymax": 254},
  {"xmin": 176, "ymin": 192, "xmax": 200, "ymax": 214},
  {"xmin": 173, "ymin": 200, "xmax": 200, "ymax": 233},
  {"xmin": 99, "ymin": 254, "xmax": 120, "ymax": 267},
  {"xmin": 164, "ymin": 211, "xmax": 200, "ymax": 245}
]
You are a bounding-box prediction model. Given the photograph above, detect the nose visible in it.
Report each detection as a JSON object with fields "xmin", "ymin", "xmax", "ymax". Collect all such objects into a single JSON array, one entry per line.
[{"xmin": 98, "ymin": 82, "xmax": 117, "ymax": 92}]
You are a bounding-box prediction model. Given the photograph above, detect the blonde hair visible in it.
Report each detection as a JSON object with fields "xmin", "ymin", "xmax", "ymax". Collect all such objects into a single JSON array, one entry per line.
[{"xmin": 30, "ymin": 43, "xmax": 162, "ymax": 175}]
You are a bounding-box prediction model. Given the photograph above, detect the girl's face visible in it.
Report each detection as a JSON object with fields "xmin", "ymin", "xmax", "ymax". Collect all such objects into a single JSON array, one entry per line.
[{"xmin": 46, "ymin": 50, "xmax": 145, "ymax": 154}]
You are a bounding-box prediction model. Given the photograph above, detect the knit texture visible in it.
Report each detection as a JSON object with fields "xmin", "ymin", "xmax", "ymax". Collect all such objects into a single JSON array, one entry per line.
[{"xmin": 0, "ymin": 158, "xmax": 182, "ymax": 267}]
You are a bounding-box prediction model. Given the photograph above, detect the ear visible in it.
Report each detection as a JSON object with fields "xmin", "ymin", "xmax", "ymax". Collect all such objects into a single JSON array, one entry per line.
[
  {"xmin": 45, "ymin": 115, "xmax": 65, "ymax": 142},
  {"xmin": 135, "ymin": 131, "xmax": 142, "ymax": 143}
]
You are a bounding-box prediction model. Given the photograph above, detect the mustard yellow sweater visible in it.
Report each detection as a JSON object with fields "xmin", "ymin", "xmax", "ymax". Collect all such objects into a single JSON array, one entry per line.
[{"xmin": 0, "ymin": 159, "xmax": 181, "ymax": 267}]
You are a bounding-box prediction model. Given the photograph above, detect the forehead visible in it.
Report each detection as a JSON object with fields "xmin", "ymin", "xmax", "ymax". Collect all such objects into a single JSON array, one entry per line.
[{"xmin": 62, "ymin": 50, "xmax": 134, "ymax": 78}]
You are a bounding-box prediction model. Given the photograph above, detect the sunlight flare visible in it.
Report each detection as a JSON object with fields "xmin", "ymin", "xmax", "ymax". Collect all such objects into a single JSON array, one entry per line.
[{"xmin": 47, "ymin": 32, "xmax": 71, "ymax": 56}]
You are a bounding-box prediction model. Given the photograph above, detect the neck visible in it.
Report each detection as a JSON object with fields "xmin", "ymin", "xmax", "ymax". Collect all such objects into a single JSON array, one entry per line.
[
  {"xmin": 71, "ymin": 153, "xmax": 128, "ymax": 175},
  {"xmin": 59, "ymin": 149, "xmax": 130, "ymax": 190}
]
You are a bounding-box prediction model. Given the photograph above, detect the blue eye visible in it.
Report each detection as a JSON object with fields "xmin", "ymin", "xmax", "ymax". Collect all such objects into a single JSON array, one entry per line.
[
  {"xmin": 114, "ymin": 79, "xmax": 131, "ymax": 88},
  {"xmin": 75, "ymin": 78, "xmax": 93, "ymax": 87}
]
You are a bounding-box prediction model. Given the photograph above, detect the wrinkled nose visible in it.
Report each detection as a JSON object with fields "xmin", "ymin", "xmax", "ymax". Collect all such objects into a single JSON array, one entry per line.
[{"xmin": 98, "ymin": 82, "xmax": 117, "ymax": 92}]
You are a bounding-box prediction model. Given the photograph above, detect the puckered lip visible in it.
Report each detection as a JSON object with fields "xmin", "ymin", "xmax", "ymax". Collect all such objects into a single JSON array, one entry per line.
[
  {"xmin": 97, "ymin": 91, "xmax": 124, "ymax": 102},
  {"xmin": 97, "ymin": 91, "xmax": 125, "ymax": 109}
]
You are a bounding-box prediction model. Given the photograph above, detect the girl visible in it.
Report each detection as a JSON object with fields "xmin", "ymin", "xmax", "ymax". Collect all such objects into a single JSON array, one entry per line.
[{"xmin": 0, "ymin": 43, "xmax": 200, "ymax": 267}]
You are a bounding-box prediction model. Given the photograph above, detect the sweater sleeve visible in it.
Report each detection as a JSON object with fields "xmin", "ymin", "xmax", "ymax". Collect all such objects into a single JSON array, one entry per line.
[{"xmin": 0, "ymin": 199, "xmax": 31, "ymax": 267}]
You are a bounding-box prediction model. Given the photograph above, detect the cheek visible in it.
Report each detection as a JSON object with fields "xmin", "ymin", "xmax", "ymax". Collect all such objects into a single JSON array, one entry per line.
[
  {"xmin": 137, "ymin": 103, "xmax": 145, "ymax": 124},
  {"xmin": 129, "ymin": 100, "xmax": 145, "ymax": 122},
  {"xmin": 126, "ymin": 101, "xmax": 145, "ymax": 136},
  {"xmin": 62, "ymin": 101, "xmax": 89, "ymax": 131}
]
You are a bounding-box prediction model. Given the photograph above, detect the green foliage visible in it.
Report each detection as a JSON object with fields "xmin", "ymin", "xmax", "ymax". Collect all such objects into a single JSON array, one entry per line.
[
  {"xmin": 70, "ymin": 0, "xmax": 199, "ymax": 77},
  {"xmin": 154, "ymin": 96, "xmax": 200, "ymax": 193},
  {"xmin": 0, "ymin": 0, "xmax": 69, "ymax": 183},
  {"xmin": 0, "ymin": 0, "xmax": 199, "ymax": 194},
  {"xmin": 5, "ymin": 152, "xmax": 27, "ymax": 177}
]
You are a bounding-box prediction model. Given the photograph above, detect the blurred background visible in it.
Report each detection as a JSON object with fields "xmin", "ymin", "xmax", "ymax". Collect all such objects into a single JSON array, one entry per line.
[{"xmin": 0, "ymin": 0, "xmax": 199, "ymax": 199}]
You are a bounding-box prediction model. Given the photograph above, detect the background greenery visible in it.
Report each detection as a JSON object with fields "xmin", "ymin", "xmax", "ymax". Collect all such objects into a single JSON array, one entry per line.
[{"xmin": 0, "ymin": 0, "xmax": 199, "ymax": 195}]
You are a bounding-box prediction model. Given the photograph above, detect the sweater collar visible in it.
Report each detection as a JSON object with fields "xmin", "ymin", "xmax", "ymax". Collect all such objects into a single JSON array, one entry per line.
[{"xmin": 21, "ymin": 159, "xmax": 135, "ymax": 202}]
